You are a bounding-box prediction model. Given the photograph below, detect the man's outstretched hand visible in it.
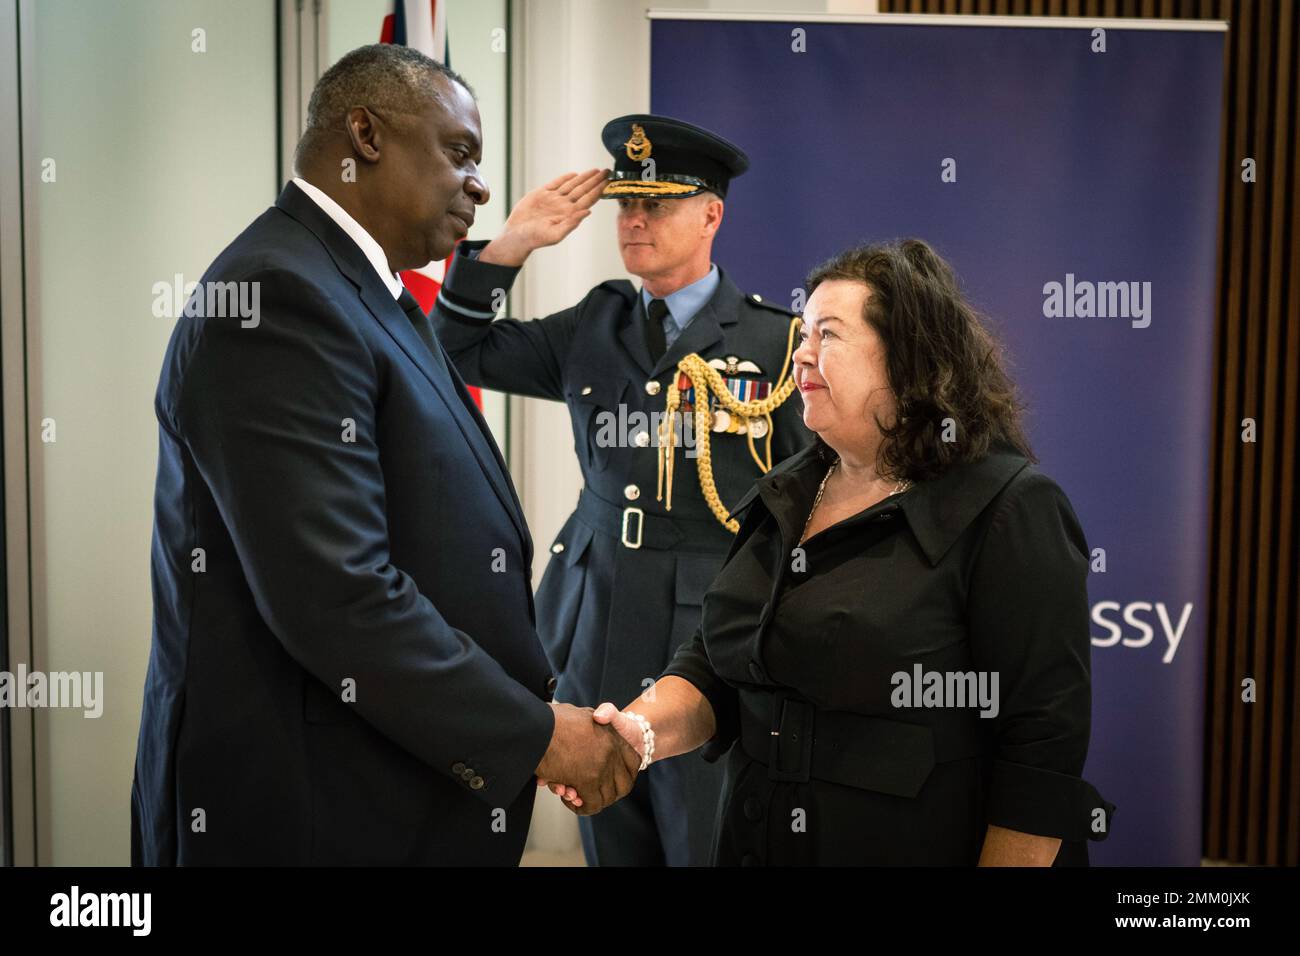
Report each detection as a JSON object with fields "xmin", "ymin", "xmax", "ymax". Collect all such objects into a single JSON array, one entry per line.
[
  {"xmin": 538, "ymin": 703, "xmax": 645, "ymax": 811},
  {"xmin": 534, "ymin": 702, "xmax": 639, "ymax": 815},
  {"xmin": 478, "ymin": 169, "xmax": 609, "ymax": 267}
]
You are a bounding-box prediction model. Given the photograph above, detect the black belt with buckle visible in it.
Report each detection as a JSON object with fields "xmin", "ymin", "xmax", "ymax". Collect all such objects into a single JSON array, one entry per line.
[
  {"xmin": 575, "ymin": 488, "xmax": 732, "ymax": 552},
  {"xmin": 738, "ymin": 689, "xmax": 988, "ymax": 798}
]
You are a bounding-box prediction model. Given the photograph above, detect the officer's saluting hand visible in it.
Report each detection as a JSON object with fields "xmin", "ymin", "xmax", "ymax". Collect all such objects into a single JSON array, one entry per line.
[{"xmin": 476, "ymin": 168, "xmax": 610, "ymax": 267}]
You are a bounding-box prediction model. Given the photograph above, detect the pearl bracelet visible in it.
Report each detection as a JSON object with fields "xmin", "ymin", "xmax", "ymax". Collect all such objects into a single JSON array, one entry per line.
[{"xmin": 622, "ymin": 710, "xmax": 655, "ymax": 771}]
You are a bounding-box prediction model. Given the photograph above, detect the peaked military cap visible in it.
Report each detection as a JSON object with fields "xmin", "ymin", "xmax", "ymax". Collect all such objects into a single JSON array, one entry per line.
[{"xmin": 600, "ymin": 114, "xmax": 749, "ymax": 200}]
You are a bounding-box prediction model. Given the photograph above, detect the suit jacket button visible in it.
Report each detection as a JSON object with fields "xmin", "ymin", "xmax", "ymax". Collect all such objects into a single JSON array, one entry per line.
[
  {"xmin": 743, "ymin": 796, "xmax": 763, "ymax": 821},
  {"xmin": 452, "ymin": 762, "xmax": 467, "ymax": 775},
  {"xmin": 645, "ymin": 380, "xmax": 661, "ymax": 396},
  {"xmin": 469, "ymin": 776, "xmax": 485, "ymax": 790}
]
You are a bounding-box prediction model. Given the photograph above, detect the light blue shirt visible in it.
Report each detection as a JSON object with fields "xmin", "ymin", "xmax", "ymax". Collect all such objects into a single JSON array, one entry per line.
[{"xmin": 640, "ymin": 264, "xmax": 720, "ymax": 348}]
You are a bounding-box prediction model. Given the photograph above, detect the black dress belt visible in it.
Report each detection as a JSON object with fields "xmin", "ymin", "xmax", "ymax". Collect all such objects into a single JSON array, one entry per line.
[
  {"xmin": 738, "ymin": 688, "xmax": 988, "ymax": 799},
  {"xmin": 575, "ymin": 488, "xmax": 733, "ymax": 553}
]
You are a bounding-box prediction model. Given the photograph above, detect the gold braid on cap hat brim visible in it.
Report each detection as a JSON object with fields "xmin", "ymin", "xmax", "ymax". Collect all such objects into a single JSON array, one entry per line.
[{"xmin": 657, "ymin": 315, "xmax": 802, "ymax": 533}]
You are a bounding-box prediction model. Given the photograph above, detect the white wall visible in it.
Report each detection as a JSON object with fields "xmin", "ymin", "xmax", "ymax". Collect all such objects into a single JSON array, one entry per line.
[
  {"xmin": 19, "ymin": 0, "xmax": 277, "ymax": 865},
  {"xmin": 327, "ymin": 0, "xmax": 390, "ymax": 64}
]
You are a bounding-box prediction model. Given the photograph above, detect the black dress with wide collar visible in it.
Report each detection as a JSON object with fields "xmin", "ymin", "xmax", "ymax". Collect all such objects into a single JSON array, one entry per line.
[{"xmin": 663, "ymin": 441, "xmax": 1116, "ymax": 866}]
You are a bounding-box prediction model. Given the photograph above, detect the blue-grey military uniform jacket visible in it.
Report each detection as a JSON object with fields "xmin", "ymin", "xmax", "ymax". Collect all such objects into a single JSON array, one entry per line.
[{"xmin": 431, "ymin": 241, "xmax": 814, "ymax": 710}]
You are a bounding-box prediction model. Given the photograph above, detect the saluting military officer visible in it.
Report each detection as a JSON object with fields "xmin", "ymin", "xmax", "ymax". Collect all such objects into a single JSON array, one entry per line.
[{"xmin": 431, "ymin": 114, "xmax": 813, "ymax": 866}]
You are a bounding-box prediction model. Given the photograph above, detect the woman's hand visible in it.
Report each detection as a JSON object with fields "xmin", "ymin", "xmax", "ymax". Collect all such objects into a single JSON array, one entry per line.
[
  {"xmin": 537, "ymin": 703, "xmax": 645, "ymax": 809},
  {"xmin": 592, "ymin": 702, "xmax": 647, "ymax": 758}
]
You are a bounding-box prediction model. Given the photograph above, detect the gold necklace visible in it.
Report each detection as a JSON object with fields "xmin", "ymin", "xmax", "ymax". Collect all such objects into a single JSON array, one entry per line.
[{"xmin": 800, "ymin": 458, "xmax": 911, "ymax": 545}]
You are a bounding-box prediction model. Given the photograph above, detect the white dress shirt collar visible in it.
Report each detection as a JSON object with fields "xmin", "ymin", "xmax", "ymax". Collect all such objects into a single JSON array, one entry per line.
[{"xmin": 292, "ymin": 176, "xmax": 403, "ymax": 300}]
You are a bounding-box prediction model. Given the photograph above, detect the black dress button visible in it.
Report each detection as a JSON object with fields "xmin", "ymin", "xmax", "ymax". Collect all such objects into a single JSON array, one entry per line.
[{"xmin": 743, "ymin": 796, "xmax": 763, "ymax": 821}]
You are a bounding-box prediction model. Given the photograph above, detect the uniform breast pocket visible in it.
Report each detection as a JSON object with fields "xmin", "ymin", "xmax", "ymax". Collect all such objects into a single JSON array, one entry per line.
[{"xmin": 566, "ymin": 379, "xmax": 629, "ymax": 473}]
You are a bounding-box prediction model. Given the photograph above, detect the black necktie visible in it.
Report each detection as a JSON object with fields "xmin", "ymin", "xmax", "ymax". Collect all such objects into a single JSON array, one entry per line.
[
  {"xmin": 398, "ymin": 287, "xmax": 444, "ymax": 366},
  {"xmin": 645, "ymin": 297, "xmax": 669, "ymax": 363}
]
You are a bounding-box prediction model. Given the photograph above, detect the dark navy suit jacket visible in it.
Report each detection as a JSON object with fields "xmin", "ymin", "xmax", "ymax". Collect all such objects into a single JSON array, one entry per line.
[{"xmin": 132, "ymin": 181, "xmax": 555, "ymax": 865}]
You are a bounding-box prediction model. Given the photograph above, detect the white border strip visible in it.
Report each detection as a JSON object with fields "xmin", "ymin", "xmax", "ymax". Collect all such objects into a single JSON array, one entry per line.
[{"xmin": 647, "ymin": 9, "xmax": 1228, "ymax": 32}]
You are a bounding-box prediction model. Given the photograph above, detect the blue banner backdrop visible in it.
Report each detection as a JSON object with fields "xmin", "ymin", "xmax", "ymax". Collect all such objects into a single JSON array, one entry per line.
[{"xmin": 650, "ymin": 15, "xmax": 1225, "ymax": 865}]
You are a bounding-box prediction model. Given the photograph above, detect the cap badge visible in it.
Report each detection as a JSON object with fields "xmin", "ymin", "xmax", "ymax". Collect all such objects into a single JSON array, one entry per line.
[{"xmin": 624, "ymin": 123, "xmax": 653, "ymax": 162}]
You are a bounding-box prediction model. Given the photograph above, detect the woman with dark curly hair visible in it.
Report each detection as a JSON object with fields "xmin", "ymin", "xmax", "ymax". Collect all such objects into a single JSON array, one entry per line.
[{"xmin": 544, "ymin": 238, "xmax": 1115, "ymax": 866}]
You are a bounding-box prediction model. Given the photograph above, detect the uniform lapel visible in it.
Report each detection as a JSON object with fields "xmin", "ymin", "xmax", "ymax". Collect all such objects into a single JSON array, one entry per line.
[
  {"xmin": 618, "ymin": 295, "xmax": 656, "ymax": 376},
  {"xmin": 652, "ymin": 268, "xmax": 741, "ymax": 377},
  {"xmin": 615, "ymin": 268, "xmax": 746, "ymax": 378},
  {"xmin": 655, "ymin": 302, "xmax": 719, "ymax": 377}
]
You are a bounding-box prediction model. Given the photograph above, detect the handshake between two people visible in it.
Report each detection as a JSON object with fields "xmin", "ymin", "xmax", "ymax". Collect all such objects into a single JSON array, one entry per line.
[{"xmin": 534, "ymin": 702, "xmax": 646, "ymax": 816}]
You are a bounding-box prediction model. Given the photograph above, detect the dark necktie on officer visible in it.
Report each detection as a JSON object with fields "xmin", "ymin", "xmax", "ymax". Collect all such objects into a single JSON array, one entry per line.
[{"xmin": 645, "ymin": 297, "xmax": 669, "ymax": 363}]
